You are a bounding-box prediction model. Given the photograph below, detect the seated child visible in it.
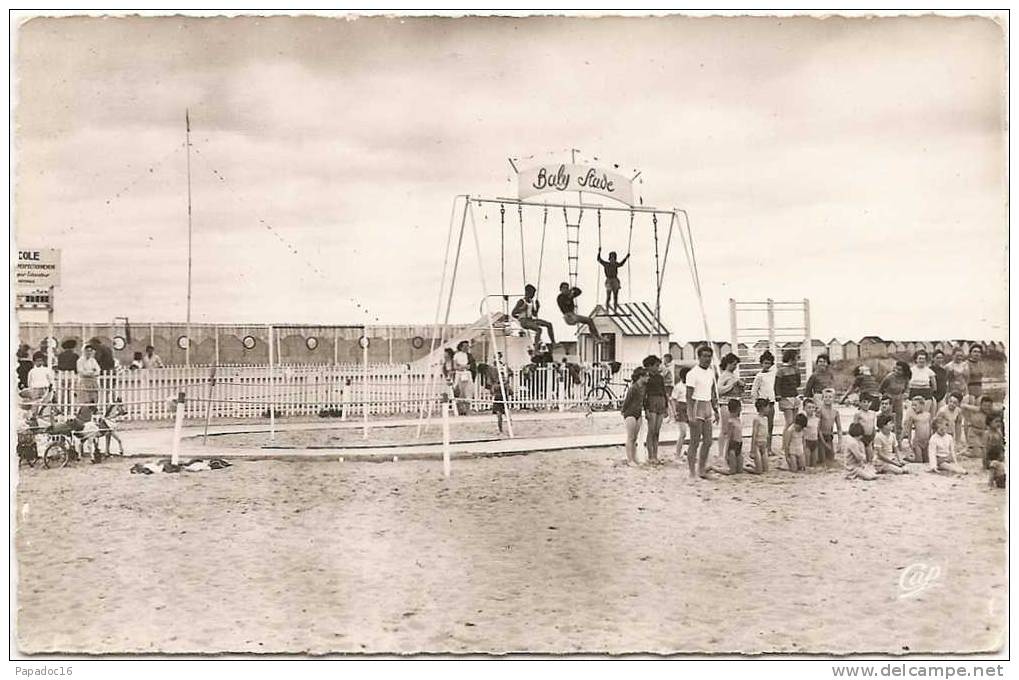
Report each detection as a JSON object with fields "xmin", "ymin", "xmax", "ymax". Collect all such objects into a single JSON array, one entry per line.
[
  {"xmin": 844, "ymin": 422, "xmax": 877, "ymax": 480},
  {"xmin": 852, "ymin": 396, "xmax": 878, "ymax": 462},
  {"xmin": 748, "ymin": 398, "xmax": 771, "ymax": 474},
  {"xmin": 783, "ymin": 412, "xmax": 808, "ymax": 472},
  {"xmin": 802, "ymin": 398, "xmax": 820, "ymax": 467},
  {"xmin": 712, "ymin": 399, "xmax": 745, "ymax": 475},
  {"xmin": 620, "ymin": 367, "xmax": 649, "ymax": 465},
  {"xmin": 817, "ymin": 388, "xmax": 842, "ymax": 466},
  {"xmin": 901, "ymin": 394, "xmax": 933, "ymax": 463},
  {"xmin": 873, "ymin": 414, "xmax": 907, "ymax": 474},
  {"xmin": 928, "ymin": 416, "xmax": 967, "ymax": 475}
]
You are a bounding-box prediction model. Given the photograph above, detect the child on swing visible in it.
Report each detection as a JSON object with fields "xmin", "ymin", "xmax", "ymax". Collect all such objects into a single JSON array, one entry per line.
[
  {"xmin": 596, "ymin": 248, "xmax": 630, "ymax": 310},
  {"xmin": 556, "ymin": 282, "xmax": 604, "ymax": 341},
  {"xmin": 511, "ymin": 284, "xmax": 556, "ymax": 351}
]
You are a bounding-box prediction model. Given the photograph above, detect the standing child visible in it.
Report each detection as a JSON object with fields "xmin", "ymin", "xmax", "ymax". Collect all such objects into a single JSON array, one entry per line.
[
  {"xmin": 776, "ymin": 349, "xmax": 802, "ymax": 432},
  {"xmin": 877, "ymin": 395, "xmax": 895, "ymax": 425},
  {"xmin": 686, "ymin": 345, "xmax": 719, "ymax": 480},
  {"xmin": 621, "ymin": 367, "xmax": 649, "ymax": 465},
  {"xmin": 671, "ymin": 366, "xmax": 691, "ymax": 464},
  {"xmin": 712, "ymin": 399, "xmax": 745, "ymax": 475},
  {"xmin": 960, "ymin": 395, "xmax": 1000, "ymax": 460},
  {"xmin": 844, "ymin": 422, "xmax": 877, "ymax": 480},
  {"xmin": 802, "ymin": 398, "xmax": 820, "ymax": 467},
  {"xmin": 841, "ymin": 364, "xmax": 879, "ymax": 407},
  {"xmin": 642, "ymin": 355, "xmax": 668, "ymax": 465},
  {"xmin": 783, "ymin": 413, "xmax": 808, "ymax": 472},
  {"xmin": 596, "ymin": 249, "xmax": 630, "ymax": 310},
  {"xmin": 749, "ymin": 398, "xmax": 771, "ymax": 474},
  {"xmin": 817, "ymin": 388, "xmax": 843, "ymax": 467},
  {"xmin": 853, "ymin": 396, "xmax": 878, "ymax": 462},
  {"xmin": 873, "ymin": 414, "xmax": 908, "ymax": 474},
  {"xmin": 984, "ymin": 413, "xmax": 1004, "ymax": 471},
  {"xmin": 901, "ymin": 395, "xmax": 933, "ymax": 464},
  {"xmin": 928, "ymin": 417, "xmax": 967, "ymax": 475},
  {"xmin": 935, "ymin": 392, "xmax": 965, "ymax": 443},
  {"xmin": 491, "ymin": 379, "xmax": 508, "ymax": 435}
]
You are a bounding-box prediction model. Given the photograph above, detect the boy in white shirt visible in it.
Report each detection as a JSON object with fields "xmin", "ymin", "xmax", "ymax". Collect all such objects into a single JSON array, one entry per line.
[
  {"xmin": 686, "ymin": 346, "xmax": 719, "ymax": 480},
  {"xmin": 928, "ymin": 417, "xmax": 967, "ymax": 475},
  {"xmin": 23, "ymin": 354, "xmax": 55, "ymax": 417}
]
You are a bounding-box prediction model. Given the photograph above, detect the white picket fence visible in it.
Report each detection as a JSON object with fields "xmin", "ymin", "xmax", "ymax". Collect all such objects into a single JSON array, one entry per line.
[{"xmin": 43, "ymin": 362, "xmax": 642, "ymax": 422}]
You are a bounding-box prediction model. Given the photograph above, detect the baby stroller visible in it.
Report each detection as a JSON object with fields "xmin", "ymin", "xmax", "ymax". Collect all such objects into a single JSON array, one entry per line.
[{"xmin": 16, "ymin": 412, "xmax": 72, "ymax": 469}]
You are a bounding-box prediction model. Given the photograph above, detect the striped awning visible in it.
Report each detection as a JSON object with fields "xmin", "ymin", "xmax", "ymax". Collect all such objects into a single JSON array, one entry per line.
[{"xmin": 582, "ymin": 302, "xmax": 669, "ymax": 336}]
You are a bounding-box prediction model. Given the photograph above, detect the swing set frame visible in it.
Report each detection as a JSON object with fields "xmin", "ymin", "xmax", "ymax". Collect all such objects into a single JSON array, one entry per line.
[{"xmin": 416, "ymin": 190, "xmax": 712, "ymax": 442}]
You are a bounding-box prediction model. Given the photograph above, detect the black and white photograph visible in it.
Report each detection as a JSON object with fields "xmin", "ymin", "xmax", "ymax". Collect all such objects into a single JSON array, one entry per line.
[{"xmin": 9, "ymin": 10, "xmax": 1009, "ymax": 668}]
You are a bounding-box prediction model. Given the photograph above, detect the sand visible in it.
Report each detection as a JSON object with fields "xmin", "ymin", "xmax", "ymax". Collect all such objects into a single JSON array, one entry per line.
[
  {"xmin": 216, "ymin": 415, "xmax": 624, "ymax": 449},
  {"xmin": 15, "ymin": 448, "xmax": 1006, "ymax": 655}
]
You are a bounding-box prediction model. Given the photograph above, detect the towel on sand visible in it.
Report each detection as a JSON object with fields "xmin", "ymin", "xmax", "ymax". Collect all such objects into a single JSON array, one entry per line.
[{"xmin": 130, "ymin": 458, "xmax": 232, "ymax": 475}]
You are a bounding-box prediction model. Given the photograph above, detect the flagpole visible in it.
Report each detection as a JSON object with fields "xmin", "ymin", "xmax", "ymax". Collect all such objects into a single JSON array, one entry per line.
[{"xmin": 185, "ymin": 109, "xmax": 193, "ymax": 366}]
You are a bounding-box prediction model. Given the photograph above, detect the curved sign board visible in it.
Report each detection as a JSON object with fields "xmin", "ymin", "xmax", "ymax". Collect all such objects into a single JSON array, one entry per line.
[{"xmin": 518, "ymin": 164, "xmax": 634, "ymax": 206}]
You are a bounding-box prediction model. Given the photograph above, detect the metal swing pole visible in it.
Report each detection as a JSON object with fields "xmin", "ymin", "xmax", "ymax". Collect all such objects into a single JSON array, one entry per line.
[
  {"xmin": 421, "ymin": 195, "xmax": 468, "ymax": 436},
  {"xmin": 518, "ymin": 203, "xmax": 527, "ymax": 285},
  {"xmin": 417, "ymin": 195, "xmax": 465, "ymax": 437},
  {"xmin": 652, "ymin": 212, "xmax": 662, "ymax": 355},
  {"xmin": 468, "ymin": 200, "xmax": 514, "ymax": 438}
]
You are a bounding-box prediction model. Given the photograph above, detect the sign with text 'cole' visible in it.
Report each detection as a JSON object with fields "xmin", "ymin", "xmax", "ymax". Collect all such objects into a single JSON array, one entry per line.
[
  {"xmin": 16, "ymin": 248, "xmax": 61, "ymax": 289},
  {"xmin": 518, "ymin": 164, "xmax": 635, "ymax": 206}
]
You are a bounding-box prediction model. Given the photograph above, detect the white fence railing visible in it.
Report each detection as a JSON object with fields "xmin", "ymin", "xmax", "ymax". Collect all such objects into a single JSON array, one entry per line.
[{"xmin": 40, "ymin": 362, "xmax": 643, "ymax": 422}]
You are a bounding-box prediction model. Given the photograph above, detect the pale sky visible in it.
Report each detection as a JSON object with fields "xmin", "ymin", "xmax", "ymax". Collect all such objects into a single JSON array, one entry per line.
[{"xmin": 13, "ymin": 14, "xmax": 1008, "ymax": 343}]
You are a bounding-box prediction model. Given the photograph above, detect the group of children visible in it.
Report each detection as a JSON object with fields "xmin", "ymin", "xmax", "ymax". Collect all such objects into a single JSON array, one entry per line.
[{"xmin": 620, "ymin": 345, "xmax": 1005, "ymax": 486}]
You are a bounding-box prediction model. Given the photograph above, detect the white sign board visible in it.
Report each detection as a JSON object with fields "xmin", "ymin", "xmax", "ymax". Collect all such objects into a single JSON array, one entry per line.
[
  {"xmin": 16, "ymin": 249, "xmax": 61, "ymax": 289},
  {"xmin": 518, "ymin": 164, "xmax": 635, "ymax": 206}
]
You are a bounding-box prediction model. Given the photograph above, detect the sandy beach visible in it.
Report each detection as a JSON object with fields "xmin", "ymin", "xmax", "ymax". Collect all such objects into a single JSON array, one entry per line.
[{"xmin": 15, "ymin": 444, "xmax": 1006, "ymax": 655}]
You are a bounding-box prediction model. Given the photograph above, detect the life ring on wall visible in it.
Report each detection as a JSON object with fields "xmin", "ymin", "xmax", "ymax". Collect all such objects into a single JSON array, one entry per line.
[
  {"xmin": 242, "ymin": 335, "xmax": 257, "ymax": 350},
  {"xmin": 306, "ymin": 336, "xmax": 319, "ymax": 351},
  {"xmin": 112, "ymin": 336, "xmax": 126, "ymax": 351},
  {"xmin": 177, "ymin": 335, "xmax": 190, "ymax": 350},
  {"xmin": 358, "ymin": 336, "xmax": 370, "ymax": 349},
  {"xmin": 411, "ymin": 336, "xmax": 424, "ymax": 350}
]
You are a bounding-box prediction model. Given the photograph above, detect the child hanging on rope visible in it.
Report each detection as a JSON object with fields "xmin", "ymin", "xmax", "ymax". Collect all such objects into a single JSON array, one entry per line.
[
  {"xmin": 556, "ymin": 282, "xmax": 604, "ymax": 342},
  {"xmin": 596, "ymin": 248, "xmax": 630, "ymax": 310},
  {"xmin": 511, "ymin": 284, "xmax": 556, "ymax": 351}
]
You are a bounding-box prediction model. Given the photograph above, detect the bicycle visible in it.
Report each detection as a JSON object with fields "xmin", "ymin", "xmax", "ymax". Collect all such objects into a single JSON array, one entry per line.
[{"xmin": 585, "ymin": 362, "xmax": 629, "ymax": 411}]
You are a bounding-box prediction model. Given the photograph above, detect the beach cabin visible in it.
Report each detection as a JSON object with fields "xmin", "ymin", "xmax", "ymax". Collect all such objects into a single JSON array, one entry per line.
[
  {"xmin": 827, "ymin": 338, "xmax": 844, "ymax": 362},
  {"xmin": 842, "ymin": 340, "xmax": 860, "ymax": 361},
  {"xmin": 859, "ymin": 336, "xmax": 887, "ymax": 359},
  {"xmin": 805, "ymin": 339, "xmax": 827, "ymax": 363},
  {"xmin": 577, "ymin": 302, "xmax": 669, "ymax": 366}
]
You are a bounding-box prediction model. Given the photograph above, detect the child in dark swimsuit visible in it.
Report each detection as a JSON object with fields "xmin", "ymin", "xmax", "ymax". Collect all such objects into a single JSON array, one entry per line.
[
  {"xmin": 642, "ymin": 355, "xmax": 668, "ymax": 465},
  {"xmin": 556, "ymin": 282, "xmax": 603, "ymax": 341},
  {"xmin": 596, "ymin": 249, "xmax": 630, "ymax": 310}
]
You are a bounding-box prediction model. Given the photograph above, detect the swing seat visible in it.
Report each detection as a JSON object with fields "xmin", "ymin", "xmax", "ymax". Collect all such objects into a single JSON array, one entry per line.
[{"xmin": 492, "ymin": 315, "xmax": 527, "ymax": 337}]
